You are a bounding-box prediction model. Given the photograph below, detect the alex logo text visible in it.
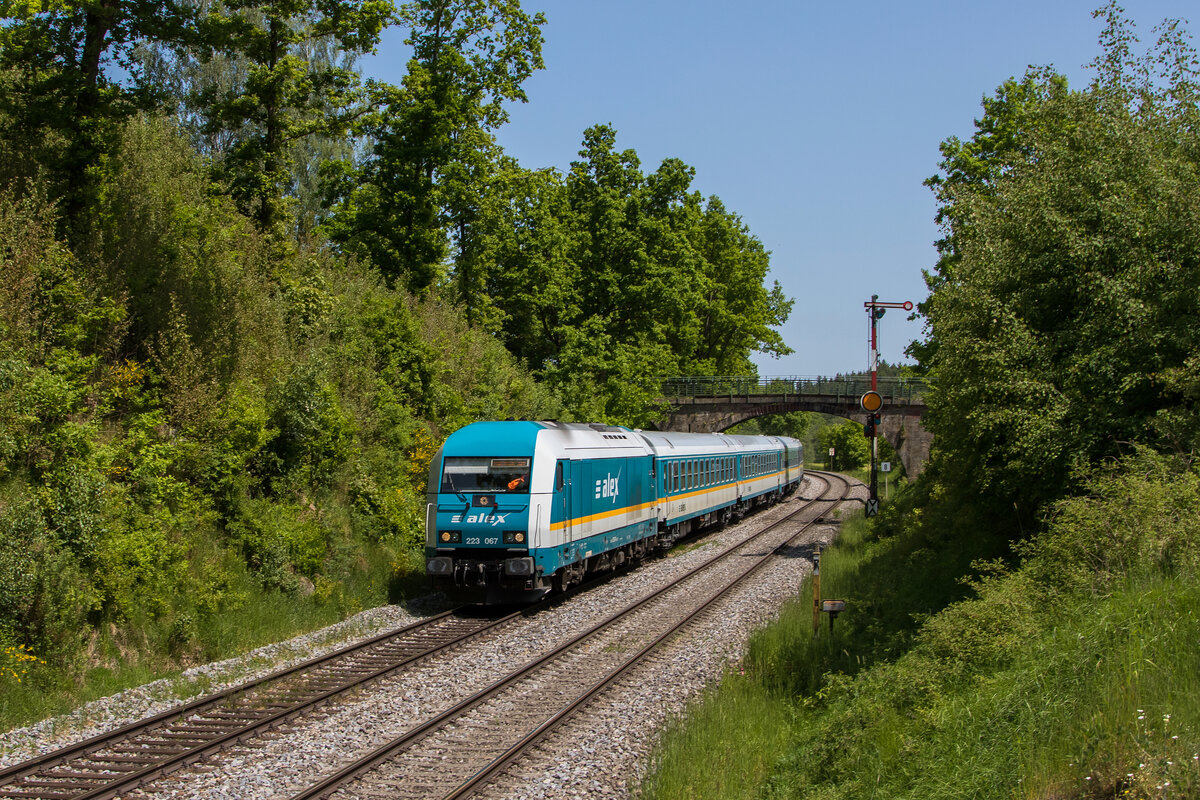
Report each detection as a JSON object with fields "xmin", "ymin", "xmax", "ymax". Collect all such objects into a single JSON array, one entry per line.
[
  {"xmin": 449, "ymin": 513, "xmax": 509, "ymax": 526},
  {"xmin": 594, "ymin": 471, "xmax": 620, "ymax": 504}
]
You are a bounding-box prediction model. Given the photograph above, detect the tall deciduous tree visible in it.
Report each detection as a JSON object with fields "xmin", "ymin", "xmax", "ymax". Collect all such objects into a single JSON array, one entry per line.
[
  {"xmin": 194, "ymin": 0, "xmax": 393, "ymax": 233},
  {"xmin": 469, "ymin": 125, "xmax": 792, "ymax": 423},
  {"xmin": 0, "ymin": 0, "xmax": 193, "ymax": 225},
  {"xmin": 920, "ymin": 5, "xmax": 1200, "ymax": 525},
  {"xmin": 322, "ymin": 0, "xmax": 545, "ymax": 293}
]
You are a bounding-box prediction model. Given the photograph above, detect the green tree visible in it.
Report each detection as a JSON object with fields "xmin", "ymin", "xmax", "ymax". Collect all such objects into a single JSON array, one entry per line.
[
  {"xmin": 195, "ymin": 0, "xmax": 393, "ymax": 233},
  {"xmin": 463, "ymin": 125, "xmax": 791, "ymax": 423},
  {"xmin": 920, "ymin": 5, "xmax": 1200, "ymax": 524},
  {"xmin": 322, "ymin": 0, "xmax": 545, "ymax": 293},
  {"xmin": 0, "ymin": 0, "xmax": 194, "ymax": 226},
  {"xmin": 822, "ymin": 421, "xmax": 870, "ymax": 471}
]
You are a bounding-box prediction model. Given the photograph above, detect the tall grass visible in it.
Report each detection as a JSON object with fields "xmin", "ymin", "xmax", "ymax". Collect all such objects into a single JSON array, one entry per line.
[
  {"xmin": 640, "ymin": 453, "xmax": 1200, "ymax": 800},
  {"xmin": 641, "ymin": 673, "xmax": 792, "ymax": 800}
]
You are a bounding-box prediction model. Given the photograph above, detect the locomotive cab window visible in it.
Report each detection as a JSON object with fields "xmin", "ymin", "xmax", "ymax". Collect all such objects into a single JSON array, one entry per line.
[{"xmin": 441, "ymin": 457, "xmax": 531, "ymax": 494}]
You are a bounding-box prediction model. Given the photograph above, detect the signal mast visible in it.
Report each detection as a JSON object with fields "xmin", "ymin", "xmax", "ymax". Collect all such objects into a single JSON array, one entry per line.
[{"xmin": 861, "ymin": 295, "xmax": 912, "ymax": 516}]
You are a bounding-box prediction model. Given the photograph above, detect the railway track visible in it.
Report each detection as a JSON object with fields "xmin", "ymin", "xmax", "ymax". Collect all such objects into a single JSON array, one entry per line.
[
  {"xmin": 290, "ymin": 472, "xmax": 850, "ymax": 800},
  {"xmin": 0, "ymin": 611, "xmax": 523, "ymax": 800},
  {"xmin": 0, "ymin": 472, "xmax": 851, "ymax": 800}
]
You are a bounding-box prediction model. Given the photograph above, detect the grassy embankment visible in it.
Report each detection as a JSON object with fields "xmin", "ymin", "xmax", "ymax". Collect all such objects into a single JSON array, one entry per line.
[
  {"xmin": 0, "ymin": 549, "xmax": 431, "ymax": 732},
  {"xmin": 642, "ymin": 453, "xmax": 1200, "ymax": 799}
]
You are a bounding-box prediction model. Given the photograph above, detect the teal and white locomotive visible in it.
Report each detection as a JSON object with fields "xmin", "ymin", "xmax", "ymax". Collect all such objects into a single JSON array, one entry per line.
[{"xmin": 425, "ymin": 421, "xmax": 803, "ymax": 602}]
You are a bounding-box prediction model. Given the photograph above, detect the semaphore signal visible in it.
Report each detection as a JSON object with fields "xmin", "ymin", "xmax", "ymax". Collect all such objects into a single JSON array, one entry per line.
[{"xmin": 862, "ymin": 295, "xmax": 912, "ymax": 516}]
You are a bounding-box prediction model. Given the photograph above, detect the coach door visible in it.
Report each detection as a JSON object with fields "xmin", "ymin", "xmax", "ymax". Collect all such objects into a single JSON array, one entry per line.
[{"xmin": 554, "ymin": 459, "xmax": 581, "ymax": 544}]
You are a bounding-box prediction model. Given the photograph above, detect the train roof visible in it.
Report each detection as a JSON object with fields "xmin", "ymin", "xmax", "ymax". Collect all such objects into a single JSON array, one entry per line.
[
  {"xmin": 439, "ymin": 421, "xmax": 649, "ymax": 457},
  {"xmin": 635, "ymin": 430, "xmax": 782, "ymax": 455}
]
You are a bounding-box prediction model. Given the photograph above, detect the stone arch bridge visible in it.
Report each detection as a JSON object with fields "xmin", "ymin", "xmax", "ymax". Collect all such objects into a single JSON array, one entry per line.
[{"xmin": 652, "ymin": 376, "xmax": 932, "ymax": 477}]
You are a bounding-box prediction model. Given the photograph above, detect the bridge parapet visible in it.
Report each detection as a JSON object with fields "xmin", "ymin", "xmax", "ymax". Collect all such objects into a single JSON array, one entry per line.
[{"xmin": 657, "ymin": 375, "xmax": 929, "ymax": 406}]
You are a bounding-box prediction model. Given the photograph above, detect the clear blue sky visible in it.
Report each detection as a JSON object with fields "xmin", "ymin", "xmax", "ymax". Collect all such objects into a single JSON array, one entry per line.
[{"xmin": 363, "ymin": 1, "xmax": 1194, "ymax": 377}]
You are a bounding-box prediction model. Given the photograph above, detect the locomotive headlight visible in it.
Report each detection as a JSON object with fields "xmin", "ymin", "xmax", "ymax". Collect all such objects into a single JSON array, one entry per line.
[
  {"xmin": 439, "ymin": 530, "xmax": 462, "ymax": 544},
  {"xmin": 503, "ymin": 531, "xmax": 526, "ymax": 544}
]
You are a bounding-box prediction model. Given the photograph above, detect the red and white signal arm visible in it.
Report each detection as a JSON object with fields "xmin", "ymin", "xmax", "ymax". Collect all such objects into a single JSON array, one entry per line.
[{"xmin": 860, "ymin": 391, "xmax": 883, "ymax": 413}]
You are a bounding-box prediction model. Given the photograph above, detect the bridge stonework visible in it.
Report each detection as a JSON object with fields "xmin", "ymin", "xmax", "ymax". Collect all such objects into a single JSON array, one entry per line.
[{"xmin": 655, "ymin": 394, "xmax": 933, "ymax": 478}]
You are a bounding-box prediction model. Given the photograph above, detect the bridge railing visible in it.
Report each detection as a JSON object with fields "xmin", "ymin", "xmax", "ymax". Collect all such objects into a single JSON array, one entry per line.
[{"xmin": 657, "ymin": 375, "xmax": 930, "ymax": 405}]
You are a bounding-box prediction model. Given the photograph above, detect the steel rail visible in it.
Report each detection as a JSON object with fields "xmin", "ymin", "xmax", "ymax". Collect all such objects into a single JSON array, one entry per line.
[
  {"xmin": 291, "ymin": 473, "xmax": 849, "ymax": 800},
  {"xmin": 0, "ymin": 609, "xmax": 524, "ymax": 800}
]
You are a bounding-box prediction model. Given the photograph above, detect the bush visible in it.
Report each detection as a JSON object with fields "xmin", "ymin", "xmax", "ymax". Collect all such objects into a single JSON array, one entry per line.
[{"xmin": 227, "ymin": 498, "xmax": 328, "ymax": 593}]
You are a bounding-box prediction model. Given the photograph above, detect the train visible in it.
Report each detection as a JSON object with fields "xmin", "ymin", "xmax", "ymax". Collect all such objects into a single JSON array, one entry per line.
[{"xmin": 424, "ymin": 421, "xmax": 804, "ymax": 603}]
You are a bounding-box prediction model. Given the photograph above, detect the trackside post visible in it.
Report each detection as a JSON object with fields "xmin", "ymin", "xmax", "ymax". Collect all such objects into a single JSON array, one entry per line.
[{"xmin": 812, "ymin": 546, "xmax": 821, "ymax": 634}]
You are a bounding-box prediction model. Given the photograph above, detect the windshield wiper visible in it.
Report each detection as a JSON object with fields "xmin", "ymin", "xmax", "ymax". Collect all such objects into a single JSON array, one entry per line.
[{"xmin": 445, "ymin": 473, "xmax": 468, "ymax": 502}]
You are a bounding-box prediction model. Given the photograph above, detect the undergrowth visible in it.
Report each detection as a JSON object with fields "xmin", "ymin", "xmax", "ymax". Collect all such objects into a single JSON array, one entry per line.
[{"xmin": 641, "ymin": 450, "xmax": 1200, "ymax": 800}]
